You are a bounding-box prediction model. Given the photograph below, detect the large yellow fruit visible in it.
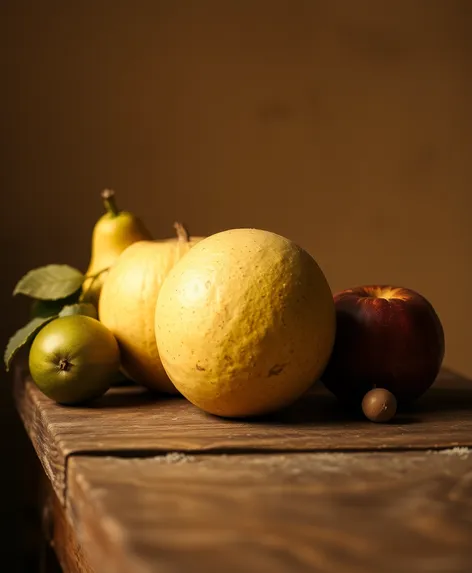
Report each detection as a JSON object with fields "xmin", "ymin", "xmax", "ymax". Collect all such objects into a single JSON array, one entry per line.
[
  {"xmin": 154, "ymin": 228, "xmax": 336, "ymax": 417},
  {"xmin": 99, "ymin": 224, "xmax": 203, "ymax": 393}
]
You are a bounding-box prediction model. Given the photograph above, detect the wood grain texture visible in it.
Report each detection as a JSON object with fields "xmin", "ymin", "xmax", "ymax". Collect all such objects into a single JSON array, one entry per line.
[
  {"xmin": 14, "ymin": 365, "xmax": 472, "ymax": 504},
  {"xmin": 68, "ymin": 450, "xmax": 472, "ymax": 573},
  {"xmin": 14, "ymin": 363, "xmax": 69, "ymax": 504},
  {"xmin": 40, "ymin": 477, "xmax": 95, "ymax": 573}
]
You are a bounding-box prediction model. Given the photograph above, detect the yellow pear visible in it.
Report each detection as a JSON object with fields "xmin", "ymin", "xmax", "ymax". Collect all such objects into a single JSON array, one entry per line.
[
  {"xmin": 82, "ymin": 189, "xmax": 153, "ymax": 306},
  {"xmin": 99, "ymin": 223, "xmax": 204, "ymax": 393},
  {"xmin": 154, "ymin": 228, "xmax": 336, "ymax": 417}
]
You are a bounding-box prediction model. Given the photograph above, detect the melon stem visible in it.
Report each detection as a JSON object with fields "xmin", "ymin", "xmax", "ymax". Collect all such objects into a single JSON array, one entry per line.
[{"xmin": 174, "ymin": 222, "xmax": 190, "ymax": 242}]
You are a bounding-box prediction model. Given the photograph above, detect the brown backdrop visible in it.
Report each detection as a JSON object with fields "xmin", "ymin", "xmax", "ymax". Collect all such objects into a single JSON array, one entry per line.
[{"xmin": 1, "ymin": 0, "xmax": 471, "ymax": 568}]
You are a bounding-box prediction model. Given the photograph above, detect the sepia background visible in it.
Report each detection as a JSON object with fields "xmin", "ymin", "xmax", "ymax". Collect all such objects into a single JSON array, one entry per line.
[{"xmin": 1, "ymin": 1, "xmax": 471, "ymax": 569}]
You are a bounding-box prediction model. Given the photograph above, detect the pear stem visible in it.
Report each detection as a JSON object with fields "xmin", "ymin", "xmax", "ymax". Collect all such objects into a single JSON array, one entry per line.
[
  {"xmin": 173, "ymin": 222, "xmax": 190, "ymax": 242},
  {"xmin": 101, "ymin": 189, "xmax": 120, "ymax": 216}
]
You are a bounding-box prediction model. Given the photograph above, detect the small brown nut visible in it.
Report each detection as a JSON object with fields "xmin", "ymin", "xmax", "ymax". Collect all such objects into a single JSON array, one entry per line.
[{"xmin": 362, "ymin": 388, "xmax": 397, "ymax": 423}]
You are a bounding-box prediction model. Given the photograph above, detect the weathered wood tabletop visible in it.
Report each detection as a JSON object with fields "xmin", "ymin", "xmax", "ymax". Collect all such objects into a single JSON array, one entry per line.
[
  {"xmin": 68, "ymin": 452, "xmax": 472, "ymax": 573},
  {"xmin": 14, "ymin": 365, "xmax": 472, "ymax": 573}
]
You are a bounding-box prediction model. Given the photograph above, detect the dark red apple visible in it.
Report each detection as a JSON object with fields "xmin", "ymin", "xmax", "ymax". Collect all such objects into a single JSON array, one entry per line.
[{"xmin": 321, "ymin": 285, "xmax": 445, "ymax": 404}]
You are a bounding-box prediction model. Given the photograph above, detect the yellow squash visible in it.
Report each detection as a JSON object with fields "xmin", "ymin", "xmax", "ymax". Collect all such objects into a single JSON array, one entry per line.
[{"xmin": 99, "ymin": 224, "xmax": 203, "ymax": 393}]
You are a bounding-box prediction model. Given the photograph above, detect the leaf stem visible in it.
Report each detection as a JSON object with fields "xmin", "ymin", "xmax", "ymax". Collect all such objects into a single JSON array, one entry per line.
[
  {"xmin": 84, "ymin": 267, "xmax": 110, "ymax": 280},
  {"xmin": 79, "ymin": 267, "xmax": 110, "ymax": 302}
]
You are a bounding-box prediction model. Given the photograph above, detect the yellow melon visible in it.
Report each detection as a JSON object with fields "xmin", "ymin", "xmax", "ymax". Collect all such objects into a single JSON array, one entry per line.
[
  {"xmin": 99, "ymin": 224, "xmax": 203, "ymax": 393},
  {"xmin": 154, "ymin": 228, "xmax": 335, "ymax": 416}
]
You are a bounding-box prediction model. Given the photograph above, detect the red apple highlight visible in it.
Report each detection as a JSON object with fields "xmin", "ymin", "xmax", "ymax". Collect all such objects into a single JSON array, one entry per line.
[{"xmin": 321, "ymin": 285, "xmax": 445, "ymax": 404}]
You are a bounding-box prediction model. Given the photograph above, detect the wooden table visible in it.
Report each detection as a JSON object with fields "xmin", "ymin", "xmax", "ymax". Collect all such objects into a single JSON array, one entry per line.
[{"xmin": 14, "ymin": 365, "xmax": 472, "ymax": 573}]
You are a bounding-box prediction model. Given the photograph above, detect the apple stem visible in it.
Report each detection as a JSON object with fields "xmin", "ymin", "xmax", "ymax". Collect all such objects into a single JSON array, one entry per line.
[
  {"xmin": 101, "ymin": 189, "xmax": 120, "ymax": 216},
  {"xmin": 58, "ymin": 358, "xmax": 72, "ymax": 372},
  {"xmin": 174, "ymin": 222, "xmax": 190, "ymax": 242}
]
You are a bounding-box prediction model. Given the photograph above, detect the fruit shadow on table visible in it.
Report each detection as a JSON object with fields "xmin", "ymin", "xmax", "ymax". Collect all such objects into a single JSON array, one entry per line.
[{"xmin": 83, "ymin": 366, "xmax": 472, "ymax": 426}]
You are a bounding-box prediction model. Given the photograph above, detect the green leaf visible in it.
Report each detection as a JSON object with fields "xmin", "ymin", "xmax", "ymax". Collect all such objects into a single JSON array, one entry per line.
[
  {"xmin": 4, "ymin": 316, "xmax": 55, "ymax": 371},
  {"xmin": 30, "ymin": 291, "xmax": 81, "ymax": 319},
  {"xmin": 14, "ymin": 265, "xmax": 85, "ymax": 301},
  {"xmin": 59, "ymin": 303, "xmax": 98, "ymax": 319}
]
